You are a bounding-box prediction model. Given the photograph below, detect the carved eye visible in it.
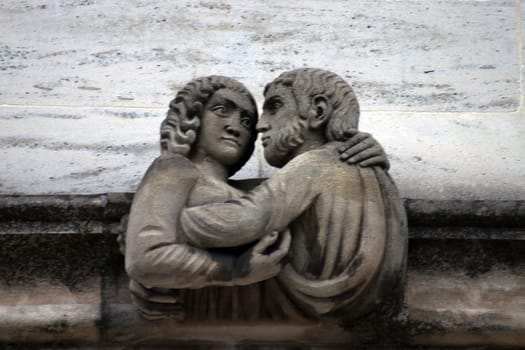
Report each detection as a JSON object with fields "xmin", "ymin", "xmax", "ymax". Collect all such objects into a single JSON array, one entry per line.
[
  {"xmin": 267, "ymin": 99, "xmax": 283, "ymax": 113},
  {"xmin": 212, "ymin": 105, "xmax": 227, "ymax": 115},
  {"xmin": 241, "ymin": 117, "xmax": 252, "ymax": 129}
]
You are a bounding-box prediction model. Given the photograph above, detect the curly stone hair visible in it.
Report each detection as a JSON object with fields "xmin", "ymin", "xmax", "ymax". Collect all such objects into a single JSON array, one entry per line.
[
  {"xmin": 264, "ymin": 68, "xmax": 360, "ymax": 141},
  {"xmin": 160, "ymin": 76, "xmax": 258, "ymax": 176}
]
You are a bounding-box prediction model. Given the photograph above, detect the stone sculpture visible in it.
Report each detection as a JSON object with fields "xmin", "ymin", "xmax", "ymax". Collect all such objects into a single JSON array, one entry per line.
[{"xmin": 124, "ymin": 69, "xmax": 407, "ymax": 323}]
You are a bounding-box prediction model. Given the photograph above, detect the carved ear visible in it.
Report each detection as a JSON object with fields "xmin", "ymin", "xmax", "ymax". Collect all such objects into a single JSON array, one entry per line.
[{"xmin": 309, "ymin": 94, "xmax": 330, "ymax": 129}]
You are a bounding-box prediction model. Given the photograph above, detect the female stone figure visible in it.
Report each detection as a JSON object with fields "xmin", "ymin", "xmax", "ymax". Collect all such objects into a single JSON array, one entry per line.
[
  {"xmin": 125, "ymin": 75, "xmax": 390, "ymax": 321},
  {"xmin": 126, "ymin": 76, "xmax": 287, "ymax": 320}
]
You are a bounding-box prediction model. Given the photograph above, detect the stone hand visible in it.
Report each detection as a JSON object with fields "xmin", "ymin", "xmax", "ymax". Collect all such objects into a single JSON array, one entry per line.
[
  {"xmin": 234, "ymin": 230, "xmax": 291, "ymax": 286},
  {"xmin": 337, "ymin": 130, "xmax": 390, "ymax": 169}
]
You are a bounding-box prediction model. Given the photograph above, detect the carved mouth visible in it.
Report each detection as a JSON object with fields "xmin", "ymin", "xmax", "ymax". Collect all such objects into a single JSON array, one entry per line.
[{"xmin": 221, "ymin": 137, "xmax": 241, "ymax": 147}]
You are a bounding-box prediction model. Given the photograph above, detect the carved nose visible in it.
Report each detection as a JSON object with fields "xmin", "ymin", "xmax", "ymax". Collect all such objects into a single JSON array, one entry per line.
[
  {"xmin": 256, "ymin": 118, "xmax": 270, "ymax": 133},
  {"xmin": 225, "ymin": 124, "xmax": 240, "ymax": 137}
]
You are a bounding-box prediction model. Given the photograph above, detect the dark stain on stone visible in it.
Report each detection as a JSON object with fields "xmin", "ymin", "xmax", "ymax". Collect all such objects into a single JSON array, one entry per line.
[
  {"xmin": 94, "ymin": 49, "xmax": 119, "ymax": 56},
  {"xmin": 58, "ymin": 0, "xmax": 95, "ymax": 8},
  {"xmin": 106, "ymin": 111, "xmax": 160, "ymax": 119},
  {"xmin": 0, "ymin": 234, "xmax": 112, "ymax": 288},
  {"xmin": 0, "ymin": 137, "xmax": 155, "ymax": 154},
  {"xmin": 38, "ymin": 50, "xmax": 77, "ymax": 59},
  {"xmin": 78, "ymin": 86, "xmax": 101, "ymax": 91},
  {"xmin": 0, "ymin": 64, "xmax": 29, "ymax": 71},
  {"xmin": 487, "ymin": 98, "xmax": 518, "ymax": 109},
  {"xmin": 45, "ymin": 320, "xmax": 68, "ymax": 333},
  {"xmin": 33, "ymin": 84, "xmax": 53, "ymax": 91},
  {"xmin": 352, "ymin": 80, "xmax": 462, "ymax": 108},
  {"xmin": 450, "ymin": 119, "xmax": 483, "ymax": 129},
  {"xmin": 405, "ymin": 199, "xmax": 525, "ymax": 227},
  {"xmin": 197, "ymin": 2, "xmax": 231, "ymax": 10},
  {"xmin": 408, "ymin": 239, "xmax": 525, "ymax": 277},
  {"xmin": 0, "ymin": 113, "xmax": 83, "ymax": 120},
  {"xmin": 65, "ymin": 167, "xmax": 107, "ymax": 179}
]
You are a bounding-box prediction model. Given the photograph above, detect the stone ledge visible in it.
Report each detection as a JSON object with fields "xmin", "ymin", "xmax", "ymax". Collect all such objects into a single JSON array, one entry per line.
[
  {"xmin": 0, "ymin": 193, "xmax": 132, "ymax": 223},
  {"xmin": 2, "ymin": 264, "xmax": 524, "ymax": 348},
  {"xmin": 1, "ymin": 194, "xmax": 523, "ymax": 239},
  {"xmin": 404, "ymin": 199, "xmax": 525, "ymax": 227},
  {"xmin": 1, "ymin": 197, "xmax": 524, "ymax": 347},
  {"xmin": 408, "ymin": 308, "xmax": 525, "ymax": 348},
  {"xmin": 0, "ymin": 304, "xmax": 100, "ymax": 344}
]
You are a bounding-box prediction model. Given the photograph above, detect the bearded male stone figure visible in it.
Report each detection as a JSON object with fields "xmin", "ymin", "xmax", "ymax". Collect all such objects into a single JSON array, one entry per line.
[{"xmin": 180, "ymin": 68, "xmax": 408, "ymax": 322}]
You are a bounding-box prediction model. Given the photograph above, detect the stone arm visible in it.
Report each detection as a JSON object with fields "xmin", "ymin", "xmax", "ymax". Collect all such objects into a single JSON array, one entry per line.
[
  {"xmin": 125, "ymin": 154, "xmax": 238, "ymax": 289},
  {"xmin": 181, "ymin": 154, "xmax": 320, "ymax": 248}
]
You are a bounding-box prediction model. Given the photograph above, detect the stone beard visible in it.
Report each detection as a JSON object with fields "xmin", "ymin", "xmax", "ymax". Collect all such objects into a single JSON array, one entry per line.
[{"xmin": 267, "ymin": 113, "xmax": 307, "ymax": 165}]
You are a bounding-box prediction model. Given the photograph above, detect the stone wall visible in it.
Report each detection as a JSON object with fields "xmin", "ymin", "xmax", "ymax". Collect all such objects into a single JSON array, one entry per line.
[
  {"xmin": 0, "ymin": 0, "xmax": 523, "ymax": 200},
  {"xmin": 1, "ymin": 195, "xmax": 524, "ymax": 348},
  {"xmin": 1, "ymin": 1, "xmax": 525, "ymax": 348}
]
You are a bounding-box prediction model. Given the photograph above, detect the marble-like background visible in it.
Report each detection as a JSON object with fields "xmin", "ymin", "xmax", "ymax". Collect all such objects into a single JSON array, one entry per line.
[{"xmin": 0, "ymin": 0, "xmax": 524, "ymax": 199}]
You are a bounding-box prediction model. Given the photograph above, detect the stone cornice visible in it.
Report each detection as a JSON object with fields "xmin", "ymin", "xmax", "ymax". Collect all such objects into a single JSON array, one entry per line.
[{"xmin": 0, "ymin": 194, "xmax": 524, "ymax": 239}]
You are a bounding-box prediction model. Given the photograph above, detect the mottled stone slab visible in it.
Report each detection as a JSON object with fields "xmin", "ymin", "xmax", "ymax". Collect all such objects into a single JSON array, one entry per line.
[
  {"xmin": 0, "ymin": 304, "xmax": 100, "ymax": 343},
  {"xmin": 0, "ymin": 0, "xmax": 518, "ymax": 111},
  {"xmin": 521, "ymin": 0, "xmax": 525, "ymax": 109},
  {"xmin": 0, "ymin": 234, "xmax": 106, "ymax": 344},
  {"xmin": 0, "ymin": 225, "xmax": 524, "ymax": 346},
  {"xmin": 407, "ymin": 239, "xmax": 525, "ymax": 348},
  {"xmin": 269, "ymin": 111, "xmax": 525, "ymax": 200},
  {"xmin": 366, "ymin": 112, "xmax": 525, "ymax": 200},
  {"xmin": 1, "ymin": 107, "xmax": 524, "ymax": 200},
  {"xmin": 0, "ymin": 107, "xmax": 264, "ymax": 194}
]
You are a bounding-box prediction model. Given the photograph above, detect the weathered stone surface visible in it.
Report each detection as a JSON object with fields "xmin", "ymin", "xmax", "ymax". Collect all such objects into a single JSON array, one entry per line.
[
  {"xmin": 263, "ymin": 111, "xmax": 525, "ymax": 200},
  {"xmin": 0, "ymin": 194, "xmax": 107, "ymax": 221},
  {"xmin": 0, "ymin": 209, "xmax": 524, "ymax": 346},
  {"xmin": 2, "ymin": 194, "xmax": 524, "ymax": 238},
  {"xmin": 0, "ymin": 0, "xmax": 518, "ymax": 111},
  {"xmin": 0, "ymin": 234, "xmax": 111, "ymax": 344},
  {"xmin": 0, "ymin": 304, "xmax": 100, "ymax": 344},
  {"xmin": 407, "ymin": 239, "xmax": 525, "ymax": 348},
  {"xmin": 2, "ymin": 233, "xmax": 523, "ymax": 347},
  {"xmin": 361, "ymin": 112, "xmax": 525, "ymax": 200},
  {"xmin": 103, "ymin": 304, "xmax": 392, "ymax": 347},
  {"xmin": 1, "ymin": 108, "xmax": 523, "ymax": 199},
  {"xmin": 405, "ymin": 199, "xmax": 525, "ymax": 227},
  {"xmin": 521, "ymin": 1, "xmax": 525, "ymax": 109},
  {"xmin": 0, "ymin": 107, "xmax": 262, "ymax": 194}
]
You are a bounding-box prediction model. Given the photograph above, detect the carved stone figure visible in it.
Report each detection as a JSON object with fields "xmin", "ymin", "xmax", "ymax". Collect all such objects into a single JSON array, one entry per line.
[{"xmin": 125, "ymin": 70, "xmax": 406, "ymax": 323}]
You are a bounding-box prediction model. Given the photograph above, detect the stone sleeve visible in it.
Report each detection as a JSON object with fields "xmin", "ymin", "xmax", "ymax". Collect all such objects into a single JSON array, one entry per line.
[
  {"xmin": 180, "ymin": 153, "xmax": 321, "ymax": 248},
  {"xmin": 125, "ymin": 154, "xmax": 236, "ymax": 289}
]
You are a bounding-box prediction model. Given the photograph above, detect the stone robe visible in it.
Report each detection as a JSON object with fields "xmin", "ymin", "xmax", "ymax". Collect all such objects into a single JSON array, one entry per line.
[
  {"xmin": 125, "ymin": 154, "xmax": 305, "ymax": 320},
  {"xmin": 181, "ymin": 143, "xmax": 408, "ymax": 322}
]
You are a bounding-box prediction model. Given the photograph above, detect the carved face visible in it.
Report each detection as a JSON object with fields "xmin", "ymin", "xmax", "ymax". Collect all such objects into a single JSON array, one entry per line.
[
  {"xmin": 258, "ymin": 84, "xmax": 307, "ymax": 168},
  {"xmin": 193, "ymin": 88, "xmax": 257, "ymax": 167}
]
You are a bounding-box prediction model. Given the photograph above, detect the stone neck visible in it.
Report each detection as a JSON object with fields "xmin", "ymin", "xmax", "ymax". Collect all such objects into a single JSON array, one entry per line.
[
  {"xmin": 291, "ymin": 134, "xmax": 325, "ymax": 159},
  {"xmin": 191, "ymin": 151, "xmax": 229, "ymax": 182}
]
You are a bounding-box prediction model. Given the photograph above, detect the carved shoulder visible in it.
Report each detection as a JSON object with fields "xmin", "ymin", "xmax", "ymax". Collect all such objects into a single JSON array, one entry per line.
[{"xmin": 133, "ymin": 154, "xmax": 200, "ymax": 198}]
